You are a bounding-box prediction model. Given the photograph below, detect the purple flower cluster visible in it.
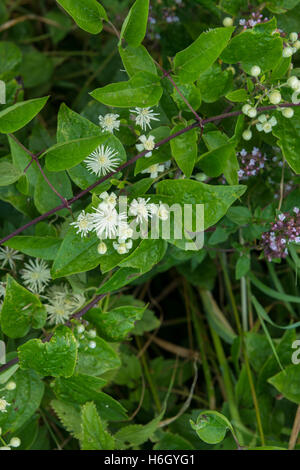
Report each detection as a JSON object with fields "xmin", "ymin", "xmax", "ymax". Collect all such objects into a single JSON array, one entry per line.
[
  {"xmin": 148, "ymin": 1, "xmax": 183, "ymax": 37},
  {"xmin": 239, "ymin": 12, "xmax": 269, "ymax": 29},
  {"xmin": 260, "ymin": 208, "xmax": 300, "ymax": 261},
  {"xmin": 237, "ymin": 147, "xmax": 266, "ymax": 180}
]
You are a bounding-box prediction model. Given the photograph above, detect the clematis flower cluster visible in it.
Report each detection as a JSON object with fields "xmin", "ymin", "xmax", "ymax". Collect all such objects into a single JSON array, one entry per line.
[
  {"xmin": 71, "ymin": 191, "xmax": 170, "ymax": 256},
  {"xmin": 237, "ymin": 147, "xmax": 266, "ymax": 180},
  {"xmin": 260, "ymin": 208, "xmax": 300, "ymax": 261}
]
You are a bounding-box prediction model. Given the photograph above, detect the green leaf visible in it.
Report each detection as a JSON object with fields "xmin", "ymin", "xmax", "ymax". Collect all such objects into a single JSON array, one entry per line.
[
  {"xmin": 174, "ymin": 27, "xmax": 234, "ymax": 83},
  {"xmin": 221, "ymin": 25, "xmax": 283, "ymax": 73},
  {"xmin": 269, "ymin": 365, "xmax": 300, "ymax": 404},
  {"xmin": 51, "ymin": 399, "xmax": 82, "ymax": 439},
  {"xmin": 154, "ymin": 432, "xmax": 195, "ymax": 450},
  {"xmin": 0, "ymin": 42, "xmax": 22, "ymax": 81},
  {"xmin": 235, "ymin": 255, "xmax": 250, "ymax": 280},
  {"xmin": 4, "ymin": 236, "xmax": 61, "ymax": 260},
  {"xmin": 86, "ymin": 305, "xmax": 145, "ymax": 342},
  {"xmin": 90, "ymin": 72, "xmax": 163, "ymax": 108},
  {"xmin": 170, "ymin": 123, "xmax": 198, "ymax": 177},
  {"xmin": 190, "ymin": 410, "xmax": 235, "ymax": 445},
  {"xmin": 0, "ymin": 160, "xmax": 21, "ymax": 186},
  {"xmin": 34, "ymin": 167, "xmax": 73, "ymax": 215},
  {"xmin": 171, "ymin": 80, "xmax": 201, "ymax": 112},
  {"xmin": 19, "ymin": 50, "xmax": 54, "ymax": 89},
  {"xmin": 0, "ymin": 97, "xmax": 49, "ymax": 134},
  {"xmin": 120, "ymin": 0, "xmax": 149, "ymax": 47},
  {"xmin": 119, "ymin": 45, "xmax": 157, "ymax": 77},
  {"xmin": 0, "ymin": 369, "xmax": 44, "ymax": 434},
  {"xmin": 225, "ymin": 88, "xmax": 249, "ymax": 102},
  {"xmin": 272, "ymin": 107, "xmax": 300, "ymax": 174},
  {"xmin": 0, "ymin": 275, "xmax": 46, "ymax": 339},
  {"xmin": 115, "ymin": 408, "xmax": 165, "ymax": 448},
  {"xmin": 51, "ymin": 229, "xmax": 103, "ymax": 279},
  {"xmin": 8, "ymin": 135, "xmax": 39, "ymax": 195},
  {"xmin": 53, "ymin": 374, "xmax": 127, "ymax": 421},
  {"xmin": 76, "ymin": 336, "xmax": 121, "ymax": 376},
  {"xmin": 119, "ymin": 239, "xmax": 167, "ymax": 273},
  {"xmin": 80, "ymin": 402, "xmax": 114, "ymax": 450},
  {"xmin": 97, "ymin": 268, "xmax": 141, "ymax": 294},
  {"xmin": 220, "ymin": 0, "xmax": 247, "ymax": 15},
  {"xmin": 18, "ymin": 326, "xmax": 77, "ymax": 378},
  {"xmin": 57, "ymin": 103, "xmax": 101, "ymax": 142},
  {"xmin": 156, "ymin": 179, "xmax": 247, "ymax": 230},
  {"xmin": 44, "ymin": 134, "xmax": 125, "ymax": 172},
  {"xmin": 198, "ymin": 64, "xmax": 233, "ymax": 103},
  {"xmin": 198, "ymin": 143, "xmax": 237, "ymax": 178},
  {"xmin": 57, "ymin": 0, "xmax": 108, "ymax": 34}
]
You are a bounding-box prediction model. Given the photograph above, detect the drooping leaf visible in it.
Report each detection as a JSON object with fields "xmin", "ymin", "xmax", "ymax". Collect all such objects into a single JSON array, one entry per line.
[
  {"xmin": 0, "ymin": 275, "xmax": 46, "ymax": 339},
  {"xmin": 57, "ymin": 0, "xmax": 107, "ymax": 34}
]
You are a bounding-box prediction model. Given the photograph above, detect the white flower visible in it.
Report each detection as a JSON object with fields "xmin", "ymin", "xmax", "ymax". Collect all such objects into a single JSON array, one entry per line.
[
  {"xmin": 256, "ymin": 115, "xmax": 277, "ymax": 133},
  {"xmin": 113, "ymin": 239, "xmax": 133, "ymax": 255},
  {"xmin": 45, "ymin": 285, "xmax": 85, "ymax": 325},
  {"xmin": 21, "ymin": 259, "xmax": 51, "ymax": 294},
  {"xmin": 70, "ymin": 210, "xmax": 93, "ymax": 237},
  {"xmin": 129, "ymin": 198, "xmax": 152, "ymax": 223},
  {"xmin": 0, "ymin": 398, "xmax": 10, "ymax": 413},
  {"xmin": 0, "ymin": 247, "xmax": 23, "ymax": 270},
  {"xmin": 117, "ymin": 223, "xmax": 133, "ymax": 241},
  {"xmin": 141, "ymin": 163, "xmax": 165, "ymax": 178},
  {"xmin": 92, "ymin": 205, "xmax": 126, "ymax": 239},
  {"xmin": 293, "ymin": 207, "xmax": 299, "ymax": 214},
  {"xmin": 130, "ymin": 107, "xmax": 160, "ymax": 131},
  {"xmin": 84, "ymin": 145, "xmax": 120, "ymax": 176},
  {"xmin": 278, "ymin": 213, "xmax": 286, "ymax": 221},
  {"xmin": 99, "ymin": 113, "xmax": 120, "ymax": 134},
  {"xmin": 99, "ymin": 191, "xmax": 117, "ymax": 208},
  {"xmin": 151, "ymin": 202, "xmax": 170, "ymax": 221},
  {"xmin": 136, "ymin": 135, "xmax": 156, "ymax": 157}
]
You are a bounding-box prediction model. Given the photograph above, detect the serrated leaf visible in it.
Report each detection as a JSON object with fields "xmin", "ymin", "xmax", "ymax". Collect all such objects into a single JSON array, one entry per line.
[
  {"xmin": 0, "ymin": 275, "xmax": 46, "ymax": 339},
  {"xmin": 18, "ymin": 326, "xmax": 77, "ymax": 378},
  {"xmin": 80, "ymin": 402, "xmax": 114, "ymax": 450},
  {"xmin": 51, "ymin": 399, "xmax": 82, "ymax": 439}
]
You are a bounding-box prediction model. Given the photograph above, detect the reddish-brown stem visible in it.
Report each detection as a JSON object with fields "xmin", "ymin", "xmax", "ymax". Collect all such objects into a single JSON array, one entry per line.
[
  {"xmin": 1, "ymin": 102, "xmax": 299, "ymax": 248},
  {"xmin": 0, "ymin": 293, "xmax": 107, "ymax": 373}
]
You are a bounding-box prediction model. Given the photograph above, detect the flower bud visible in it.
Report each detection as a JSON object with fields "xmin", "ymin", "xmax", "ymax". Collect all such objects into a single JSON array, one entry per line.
[
  {"xmin": 287, "ymin": 76, "xmax": 299, "ymax": 90},
  {"xmin": 97, "ymin": 241, "xmax": 107, "ymax": 255},
  {"xmin": 9, "ymin": 437, "xmax": 21, "ymax": 448},
  {"xmin": 290, "ymin": 32, "xmax": 298, "ymax": 43},
  {"xmin": 250, "ymin": 65, "xmax": 261, "ymax": 77},
  {"xmin": 242, "ymin": 130, "xmax": 252, "ymax": 141},
  {"xmin": 247, "ymin": 107, "xmax": 257, "ymax": 118},
  {"xmin": 269, "ymin": 90, "xmax": 281, "ymax": 105},
  {"xmin": 282, "ymin": 107, "xmax": 294, "ymax": 118},
  {"xmin": 88, "ymin": 341, "xmax": 96, "ymax": 349},
  {"xmin": 283, "ymin": 47, "xmax": 294, "ymax": 58},
  {"xmin": 242, "ymin": 104, "xmax": 251, "ymax": 115},
  {"xmin": 294, "ymin": 40, "xmax": 300, "ymax": 50},
  {"xmin": 5, "ymin": 381, "xmax": 16, "ymax": 391},
  {"xmin": 223, "ymin": 17, "xmax": 233, "ymax": 27},
  {"xmin": 77, "ymin": 325, "xmax": 85, "ymax": 334},
  {"xmin": 88, "ymin": 329, "xmax": 96, "ymax": 338}
]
